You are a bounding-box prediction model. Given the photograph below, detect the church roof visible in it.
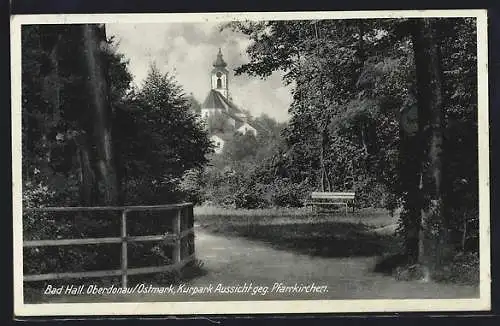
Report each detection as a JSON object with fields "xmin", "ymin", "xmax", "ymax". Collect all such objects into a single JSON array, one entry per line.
[
  {"xmin": 202, "ymin": 90, "xmax": 245, "ymax": 122},
  {"xmin": 213, "ymin": 48, "xmax": 227, "ymax": 68},
  {"xmin": 202, "ymin": 90, "xmax": 273, "ymax": 136},
  {"xmin": 202, "ymin": 89, "xmax": 225, "ymax": 109}
]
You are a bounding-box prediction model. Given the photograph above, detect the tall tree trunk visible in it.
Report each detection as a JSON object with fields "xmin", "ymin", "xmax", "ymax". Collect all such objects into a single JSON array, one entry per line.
[
  {"xmin": 411, "ymin": 18, "xmax": 446, "ymax": 275},
  {"xmin": 38, "ymin": 27, "xmax": 63, "ymax": 173},
  {"xmin": 319, "ymin": 125, "xmax": 332, "ymax": 192},
  {"xmin": 314, "ymin": 22, "xmax": 331, "ymax": 193},
  {"xmin": 81, "ymin": 24, "xmax": 121, "ymax": 205},
  {"xmin": 399, "ymin": 125, "xmax": 423, "ymax": 265},
  {"xmin": 46, "ymin": 32, "xmax": 62, "ymax": 123},
  {"xmin": 75, "ymin": 133, "xmax": 98, "ymax": 206}
]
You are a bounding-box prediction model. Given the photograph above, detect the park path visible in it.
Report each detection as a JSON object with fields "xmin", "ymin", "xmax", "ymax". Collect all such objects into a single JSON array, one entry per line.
[
  {"xmin": 33, "ymin": 225, "xmax": 478, "ymax": 303},
  {"xmin": 186, "ymin": 227, "xmax": 478, "ymax": 300}
]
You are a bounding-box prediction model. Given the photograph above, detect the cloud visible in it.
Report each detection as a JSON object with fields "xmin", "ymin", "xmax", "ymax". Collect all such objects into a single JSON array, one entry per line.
[{"xmin": 107, "ymin": 22, "xmax": 292, "ymax": 122}]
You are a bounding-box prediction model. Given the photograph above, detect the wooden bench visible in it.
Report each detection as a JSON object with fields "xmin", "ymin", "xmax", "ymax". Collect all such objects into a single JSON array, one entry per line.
[{"xmin": 305, "ymin": 192, "xmax": 356, "ymax": 215}]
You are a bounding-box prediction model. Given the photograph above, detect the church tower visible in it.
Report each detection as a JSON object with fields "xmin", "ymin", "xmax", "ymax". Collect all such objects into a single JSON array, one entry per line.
[
  {"xmin": 200, "ymin": 48, "xmax": 259, "ymax": 153},
  {"xmin": 211, "ymin": 48, "xmax": 229, "ymax": 98}
]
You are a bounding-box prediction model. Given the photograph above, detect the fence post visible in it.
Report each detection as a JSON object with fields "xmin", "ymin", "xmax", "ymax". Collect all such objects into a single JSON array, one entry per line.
[
  {"xmin": 121, "ymin": 209, "xmax": 128, "ymax": 288},
  {"xmin": 172, "ymin": 207, "xmax": 182, "ymax": 264}
]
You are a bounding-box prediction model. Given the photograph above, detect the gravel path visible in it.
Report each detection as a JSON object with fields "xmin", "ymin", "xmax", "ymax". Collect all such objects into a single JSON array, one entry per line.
[
  {"xmin": 28, "ymin": 226, "xmax": 478, "ymax": 303},
  {"xmin": 186, "ymin": 228, "xmax": 478, "ymax": 300}
]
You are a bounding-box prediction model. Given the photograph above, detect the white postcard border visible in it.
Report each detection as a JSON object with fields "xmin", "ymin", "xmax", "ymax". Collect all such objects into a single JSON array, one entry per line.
[{"xmin": 11, "ymin": 9, "xmax": 491, "ymax": 316}]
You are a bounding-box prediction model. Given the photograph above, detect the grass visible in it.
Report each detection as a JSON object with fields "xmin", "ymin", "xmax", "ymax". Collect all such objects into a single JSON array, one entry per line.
[
  {"xmin": 195, "ymin": 205, "xmax": 397, "ymax": 227},
  {"xmin": 194, "ymin": 205, "xmax": 314, "ymax": 217},
  {"xmin": 196, "ymin": 206, "xmax": 398, "ymax": 258},
  {"xmin": 196, "ymin": 206, "xmax": 479, "ymax": 286}
]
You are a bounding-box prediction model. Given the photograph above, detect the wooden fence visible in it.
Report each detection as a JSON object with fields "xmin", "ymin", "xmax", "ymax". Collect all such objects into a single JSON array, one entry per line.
[{"xmin": 23, "ymin": 203, "xmax": 195, "ymax": 288}]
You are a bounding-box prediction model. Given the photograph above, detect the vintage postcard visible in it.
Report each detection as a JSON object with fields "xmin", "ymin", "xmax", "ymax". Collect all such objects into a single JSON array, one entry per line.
[{"xmin": 12, "ymin": 10, "xmax": 490, "ymax": 316}]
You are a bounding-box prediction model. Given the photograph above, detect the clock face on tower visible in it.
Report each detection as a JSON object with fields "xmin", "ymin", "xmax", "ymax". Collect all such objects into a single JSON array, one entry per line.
[{"xmin": 216, "ymin": 72, "xmax": 222, "ymax": 77}]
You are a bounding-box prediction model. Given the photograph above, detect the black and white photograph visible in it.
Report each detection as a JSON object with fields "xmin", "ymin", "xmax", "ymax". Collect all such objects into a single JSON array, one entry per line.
[{"xmin": 12, "ymin": 10, "xmax": 490, "ymax": 316}]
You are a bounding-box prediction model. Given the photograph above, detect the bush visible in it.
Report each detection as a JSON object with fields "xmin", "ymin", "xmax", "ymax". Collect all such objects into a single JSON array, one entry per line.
[
  {"xmin": 200, "ymin": 166, "xmax": 313, "ymax": 209},
  {"xmin": 122, "ymin": 177, "xmax": 186, "ymax": 205},
  {"xmin": 23, "ymin": 180, "xmax": 58, "ymax": 210},
  {"xmin": 432, "ymin": 251, "xmax": 479, "ymax": 285},
  {"xmin": 270, "ymin": 178, "xmax": 308, "ymax": 208},
  {"xmin": 200, "ymin": 168, "xmax": 243, "ymax": 208},
  {"xmin": 374, "ymin": 250, "xmax": 479, "ymax": 285},
  {"xmin": 351, "ymin": 178, "xmax": 394, "ymax": 209},
  {"xmin": 178, "ymin": 169, "xmax": 204, "ymax": 205},
  {"xmin": 395, "ymin": 264, "xmax": 428, "ymax": 281},
  {"xmin": 234, "ymin": 183, "xmax": 270, "ymax": 209}
]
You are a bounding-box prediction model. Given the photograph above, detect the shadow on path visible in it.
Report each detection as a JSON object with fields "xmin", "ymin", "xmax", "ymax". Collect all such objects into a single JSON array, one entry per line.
[
  {"xmin": 186, "ymin": 228, "xmax": 479, "ymax": 301},
  {"xmin": 26, "ymin": 226, "xmax": 479, "ymax": 303}
]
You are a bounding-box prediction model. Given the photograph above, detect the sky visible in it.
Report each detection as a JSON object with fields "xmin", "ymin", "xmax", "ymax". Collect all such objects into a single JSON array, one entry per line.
[{"xmin": 107, "ymin": 23, "xmax": 293, "ymax": 122}]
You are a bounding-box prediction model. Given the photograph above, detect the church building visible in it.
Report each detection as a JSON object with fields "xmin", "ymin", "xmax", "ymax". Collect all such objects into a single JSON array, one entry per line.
[{"xmin": 201, "ymin": 48, "xmax": 258, "ymax": 154}]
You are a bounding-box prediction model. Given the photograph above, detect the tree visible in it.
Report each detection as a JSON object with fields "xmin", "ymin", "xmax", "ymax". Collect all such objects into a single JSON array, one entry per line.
[
  {"xmin": 224, "ymin": 18, "xmax": 480, "ymax": 278},
  {"xmin": 22, "ymin": 24, "xmax": 135, "ymax": 280},
  {"xmin": 223, "ymin": 132, "xmax": 258, "ymax": 163},
  {"xmin": 118, "ymin": 64, "xmax": 213, "ymax": 203},
  {"xmin": 22, "ymin": 26, "xmax": 213, "ymax": 279},
  {"xmin": 225, "ymin": 20, "xmax": 403, "ymax": 196},
  {"xmin": 81, "ymin": 24, "xmax": 121, "ymax": 205},
  {"xmin": 22, "ymin": 24, "xmax": 133, "ymax": 206},
  {"xmin": 186, "ymin": 93, "xmax": 202, "ymax": 114},
  {"xmin": 409, "ymin": 19, "xmax": 449, "ymax": 273},
  {"xmin": 21, "ymin": 25, "xmax": 212, "ymax": 207},
  {"xmin": 252, "ymin": 114, "xmax": 287, "ymax": 164}
]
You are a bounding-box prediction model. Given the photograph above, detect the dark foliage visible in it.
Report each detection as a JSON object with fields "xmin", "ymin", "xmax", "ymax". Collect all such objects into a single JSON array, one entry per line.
[
  {"xmin": 22, "ymin": 25, "xmax": 212, "ymax": 278},
  {"xmin": 224, "ymin": 18, "xmax": 479, "ymax": 278}
]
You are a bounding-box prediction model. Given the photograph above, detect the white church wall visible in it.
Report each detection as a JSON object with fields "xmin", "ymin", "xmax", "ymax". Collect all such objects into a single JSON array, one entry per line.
[
  {"xmin": 210, "ymin": 135, "xmax": 225, "ymax": 154},
  {"xmin": 237, "ymin": 123, "xmax": 257, "ymax": 136},
  {"xmin": 201, "ymin": 109, "xmax": 210, "ymax": 119},
  {"xmin": 201, "ymin": 108, "xmax": 223, "ymax": 119}
]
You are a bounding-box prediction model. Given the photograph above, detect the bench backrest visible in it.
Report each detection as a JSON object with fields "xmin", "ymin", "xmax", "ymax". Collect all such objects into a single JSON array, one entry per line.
[{"xmin": 311, "ymin": 192, "xmax": 355, "ymax": 200}]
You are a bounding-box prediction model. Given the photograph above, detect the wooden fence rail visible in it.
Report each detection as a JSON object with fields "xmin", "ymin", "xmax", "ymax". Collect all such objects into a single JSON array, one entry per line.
[{"xmin": 23, "ymin": 203, "xmax": 195, "ymax": 288}]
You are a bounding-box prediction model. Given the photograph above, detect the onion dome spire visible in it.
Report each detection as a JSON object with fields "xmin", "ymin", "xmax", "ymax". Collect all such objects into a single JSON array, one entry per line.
[{"xmin": 213, "ymin": 48, "xmax": 227, "ymax": 68}]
